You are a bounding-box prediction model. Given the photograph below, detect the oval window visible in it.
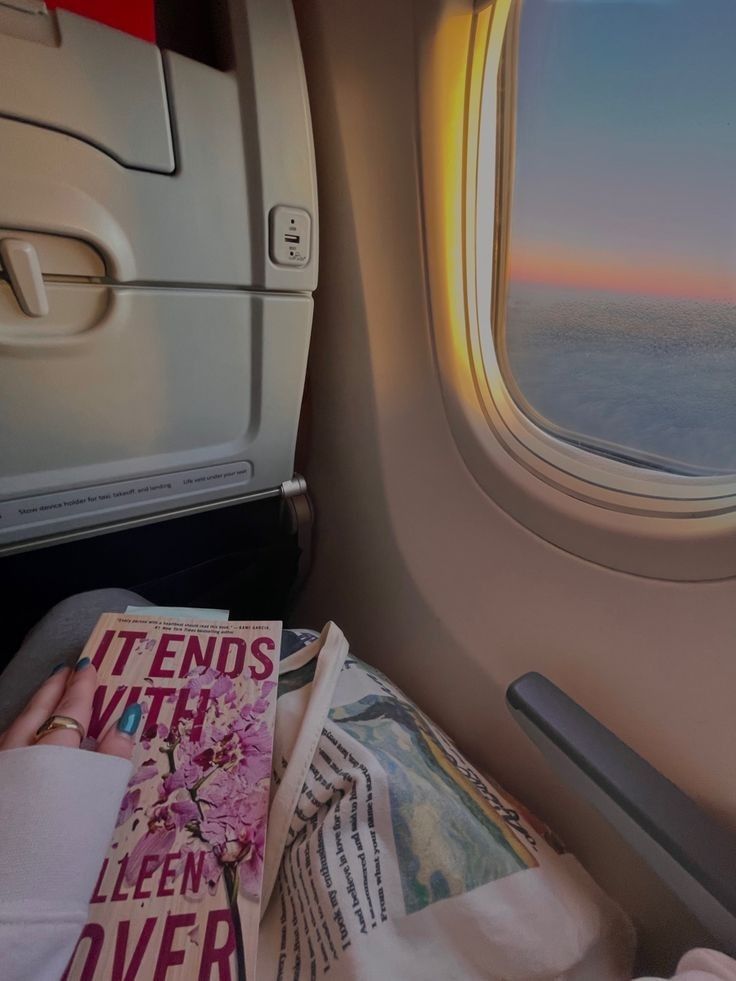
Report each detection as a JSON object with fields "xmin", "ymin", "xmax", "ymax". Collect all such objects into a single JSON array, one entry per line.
[{"xmin": 495, "ymin": 0, "xmax": 736, "ymax": 477}]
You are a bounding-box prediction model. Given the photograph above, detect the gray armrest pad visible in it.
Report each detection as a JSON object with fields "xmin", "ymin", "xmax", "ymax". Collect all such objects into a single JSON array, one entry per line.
[{"xmin": 507, "ymin": 672, "xmax": 736, "ymax": 955}]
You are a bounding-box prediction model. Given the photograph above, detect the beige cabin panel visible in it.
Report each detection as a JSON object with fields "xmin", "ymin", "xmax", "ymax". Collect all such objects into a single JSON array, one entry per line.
[{"xmin": 293, "ymin": 0, "xmax": 736, "ymax": 973}]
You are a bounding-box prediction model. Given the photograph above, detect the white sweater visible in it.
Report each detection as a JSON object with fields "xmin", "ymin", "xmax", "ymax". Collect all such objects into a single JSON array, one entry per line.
[
  {"xmin": 0, "ymin": 744, "xmax": 733, "ymax": 981},
  {"xmin": 0, "ymin": 745, "xmax": 131, "ymax": 981}
]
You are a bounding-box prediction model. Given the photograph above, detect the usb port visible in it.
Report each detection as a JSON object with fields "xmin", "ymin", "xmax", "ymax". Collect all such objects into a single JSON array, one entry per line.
[{"xmin": 284, "ymin": 233, "xmax": 300, "ymax": 243}]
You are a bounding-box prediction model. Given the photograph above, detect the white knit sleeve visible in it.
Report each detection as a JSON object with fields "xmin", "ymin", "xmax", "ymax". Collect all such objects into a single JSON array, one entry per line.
[{"xmin": 0, "ymin": 745, "xmax": 132, "ymax": 981}]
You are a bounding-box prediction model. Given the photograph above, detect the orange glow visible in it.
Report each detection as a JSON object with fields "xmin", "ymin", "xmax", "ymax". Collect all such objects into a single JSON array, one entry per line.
[{"xmin": 510, "ymin": 245, "xmax": 736, "ymax": 303}]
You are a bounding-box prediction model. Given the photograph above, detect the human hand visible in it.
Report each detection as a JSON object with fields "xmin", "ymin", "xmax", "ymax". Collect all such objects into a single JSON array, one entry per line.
[{"xmin": 0, "ymin": 658, "xmax": 141, "ymax": 759}]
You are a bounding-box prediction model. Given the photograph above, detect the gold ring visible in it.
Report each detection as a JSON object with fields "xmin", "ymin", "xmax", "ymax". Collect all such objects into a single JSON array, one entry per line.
[{"xmin": 34, "ymin": 714, "xmax": 86, "ymax": 743}]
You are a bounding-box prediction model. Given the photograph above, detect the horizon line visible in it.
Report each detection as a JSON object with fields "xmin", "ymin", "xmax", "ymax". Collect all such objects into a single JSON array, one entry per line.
[{"xmin": 509, "ymin": 250, "xmax": 736, "ymax": 303}]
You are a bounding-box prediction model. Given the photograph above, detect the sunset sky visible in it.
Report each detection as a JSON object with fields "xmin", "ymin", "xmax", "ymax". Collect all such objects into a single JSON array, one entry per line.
[{"xmin": 508, "ymin": 0, "xmax": 736, "ymax": 302}]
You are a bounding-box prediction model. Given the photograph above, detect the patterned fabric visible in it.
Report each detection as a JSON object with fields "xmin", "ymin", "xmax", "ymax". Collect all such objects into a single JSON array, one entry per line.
[{"xmin": 260, "ymin": 626, "xmax": 634, "ymax": 980}]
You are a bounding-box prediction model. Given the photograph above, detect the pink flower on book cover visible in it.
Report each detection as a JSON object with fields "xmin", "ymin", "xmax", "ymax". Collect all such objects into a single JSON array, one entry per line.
[
  {"xmin": 198, "ymin": 773, "xmax": 269, "ymax": 897},
  {"xmin": 129, "ymin": 760, "xmax": 159, "ymax": 786},
  {"xmin": 116, "ymin": 787, "xmax": 140, "ymax": 826},
  {"xmin": 126, "ymin": 825, "xmax": 177, "ymax": 882},
  {"xmin": 116, "ymin": 668, "xmax": 275, "ymax": 979}
]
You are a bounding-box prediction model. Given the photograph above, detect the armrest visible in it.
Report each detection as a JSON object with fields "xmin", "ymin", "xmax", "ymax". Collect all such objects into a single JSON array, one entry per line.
[{"xmin": 506, "ymin": 672, "xmax": 736, "ymax": 955}]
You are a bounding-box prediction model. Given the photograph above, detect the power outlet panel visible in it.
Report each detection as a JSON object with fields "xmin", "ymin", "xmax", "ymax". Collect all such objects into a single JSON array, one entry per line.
[{"xmin": 270, "ymin": 205, "xmax": 311, "ymax": 267}]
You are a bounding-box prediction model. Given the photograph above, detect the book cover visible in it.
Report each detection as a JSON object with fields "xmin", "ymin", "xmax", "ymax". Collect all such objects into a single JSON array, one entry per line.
[{"xmin": 64, "ymin": 613, "xmax": 281, "ymax": 981}]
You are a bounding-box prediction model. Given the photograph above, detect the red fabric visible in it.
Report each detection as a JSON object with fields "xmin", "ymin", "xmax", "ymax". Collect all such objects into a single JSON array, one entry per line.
[{"xmin": 45, "ymin": 1, "xmax": 155, "ymax": 42}]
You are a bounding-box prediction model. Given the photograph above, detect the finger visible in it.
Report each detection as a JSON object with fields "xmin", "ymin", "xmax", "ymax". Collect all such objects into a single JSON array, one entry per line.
[
  {"xmin": 97, "ymin": 703, "xmax": 142, "ymax": 761},
  {"xmin": 0, "ymin": 664, "xmax": 72, "ymax": 749},
  {"xmin": 34, "ymin": 657, "xmax": 97, "ymax": 749}
]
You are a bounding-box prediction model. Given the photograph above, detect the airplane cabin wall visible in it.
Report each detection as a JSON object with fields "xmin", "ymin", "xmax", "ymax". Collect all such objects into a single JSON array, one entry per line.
[{"xmin": 292, "ymin": 0, "xmax": 735, "ymax": 971}]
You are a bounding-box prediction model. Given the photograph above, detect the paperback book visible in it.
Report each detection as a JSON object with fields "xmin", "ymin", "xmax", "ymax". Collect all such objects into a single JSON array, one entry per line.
[{"xmin": 63, "ymin": 613, "xmax": 281, "ymax": 981}]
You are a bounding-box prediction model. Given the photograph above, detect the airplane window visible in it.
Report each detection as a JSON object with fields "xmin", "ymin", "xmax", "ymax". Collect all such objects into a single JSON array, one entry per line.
[{"xmin": 494, "ymin": 0, "xmax": 736, "ymax": 476}]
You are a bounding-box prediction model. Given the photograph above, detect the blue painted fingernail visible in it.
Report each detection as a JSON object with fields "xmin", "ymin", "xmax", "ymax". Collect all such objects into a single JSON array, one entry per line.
[
  {"xmin": 74, "ymin": 657, "xmax": 91, "ymax": 672},
  {"xmin": 49, "ymin": 662, "xmax": 67, "ymax": 676},
  {"xmin": 117, "ymin": 703, "xmax": 142, "ymax": 736}
]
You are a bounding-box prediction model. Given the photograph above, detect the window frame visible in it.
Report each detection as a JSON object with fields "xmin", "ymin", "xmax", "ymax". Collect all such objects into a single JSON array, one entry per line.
[{"xmin": 416, "ymin": 0, "xmax": 736, "ymax": 580}]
